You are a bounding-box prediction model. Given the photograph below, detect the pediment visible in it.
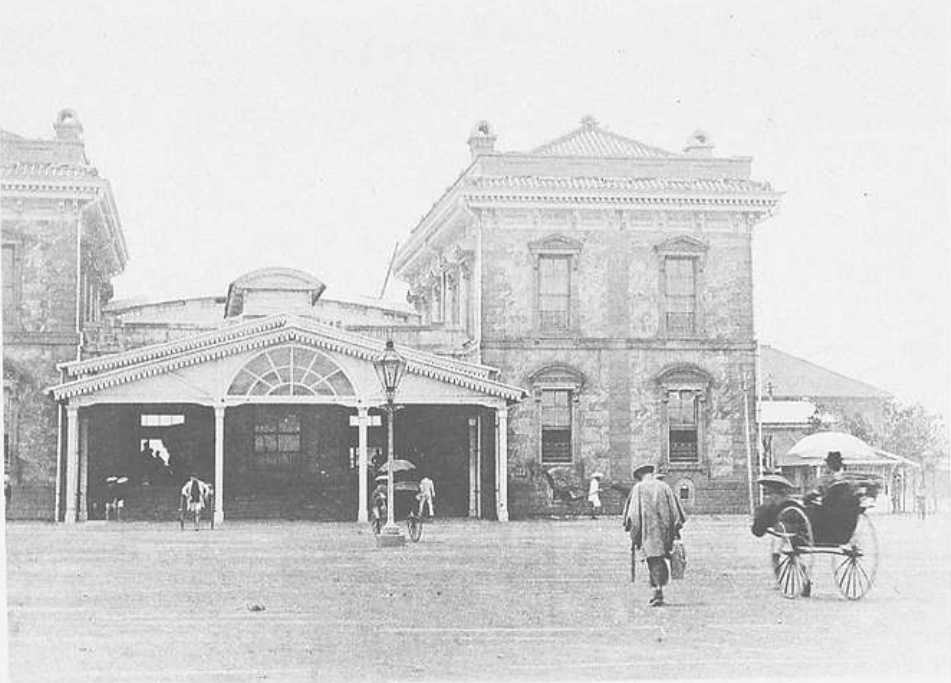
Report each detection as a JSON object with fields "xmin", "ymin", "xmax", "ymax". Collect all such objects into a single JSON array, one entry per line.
[
  {"xmin": 653, "ymin": 235, "xmax": 708, "ymax": 255},
  {"xmin": 528, "ymin": 233, "xmax": 583, "ymax": 255},
  {"xmin": 50, "ymin": 314, "xmax": 525, "ymax": 403}
]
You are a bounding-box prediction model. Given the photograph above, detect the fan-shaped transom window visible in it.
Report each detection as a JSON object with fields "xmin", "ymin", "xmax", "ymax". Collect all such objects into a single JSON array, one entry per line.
[{"xmin": 228, "ymin": 345, "xmax": 355, "ymax": 397}]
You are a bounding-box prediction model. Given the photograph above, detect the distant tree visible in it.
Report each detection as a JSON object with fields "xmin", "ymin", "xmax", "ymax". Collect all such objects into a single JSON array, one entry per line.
[
  {"xmin": 814, "ymin": 398, "xmax": 948, "ymax": 465},
  {"xmin": 876, "ymin": 400, "xmax": 948, "ymax": 464}
]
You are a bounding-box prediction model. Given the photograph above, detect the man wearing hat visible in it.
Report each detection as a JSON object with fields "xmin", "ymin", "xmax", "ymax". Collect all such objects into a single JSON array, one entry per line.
[
  {"xmin": 753, "ymin": 472, "xmax": 812, "ymax": 597},
  {"xmin": 622, "ymin": 463, "xmax": 686, "ymax": 606},
  {"xmin": 751, "ymin": 473, "xmax": 796, "ymax": 538}
]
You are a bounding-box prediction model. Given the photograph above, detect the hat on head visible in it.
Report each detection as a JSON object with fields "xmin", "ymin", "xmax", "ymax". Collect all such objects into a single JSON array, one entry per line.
[
  {"xmin": 632, "ymin": 463, "xmax": 655, "ymax": 478},
  {"xmin": 590, "ymin": 472, "xmax": 604, "ymax": 479},
  {"xmin": 757, "ymin": 473, "xmax": 794, "ymax": 490},
  {"xmin": 826, "ymin": 451, "xmax": 844, "ymax": 467}
]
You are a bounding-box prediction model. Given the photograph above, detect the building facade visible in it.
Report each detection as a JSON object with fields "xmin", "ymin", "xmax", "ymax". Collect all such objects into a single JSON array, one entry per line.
[
  {"xmin": 394, "ymin": 118, "xmax": 780, "ymax": 514},
  {"xmin": 2, "ymin": 111, "xmax": 127, "ymax": 519},
  {"xmin": 5, "ymin": 113, "xmax": 792, "ymax": 521}
]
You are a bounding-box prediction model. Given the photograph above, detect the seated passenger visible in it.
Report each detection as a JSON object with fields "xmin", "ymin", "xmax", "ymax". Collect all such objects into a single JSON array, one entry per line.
[{"xmin": 806, "ymin": 451, "xmax": 860, "ymax": 545}]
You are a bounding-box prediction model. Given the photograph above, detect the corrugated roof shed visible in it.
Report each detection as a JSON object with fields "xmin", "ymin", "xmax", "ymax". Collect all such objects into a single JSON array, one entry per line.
[{"xmin": 759, "ymin": 345, "xmax": 892, "ymax": 399}]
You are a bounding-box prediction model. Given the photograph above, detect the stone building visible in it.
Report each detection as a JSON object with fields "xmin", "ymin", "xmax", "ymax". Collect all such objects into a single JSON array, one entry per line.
[
  {"xmin": 2, "ymin": 111, "xmax": 127, "ymax": 519},
  {"xmin": 393, "ymin": 117, "xmax": 781, "ymax": 514}
]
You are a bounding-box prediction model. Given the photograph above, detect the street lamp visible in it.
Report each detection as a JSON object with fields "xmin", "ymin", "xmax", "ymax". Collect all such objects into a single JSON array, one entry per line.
[{"xmin": 372, "ymin": 339, "xmax": 407, "ymax": 547}]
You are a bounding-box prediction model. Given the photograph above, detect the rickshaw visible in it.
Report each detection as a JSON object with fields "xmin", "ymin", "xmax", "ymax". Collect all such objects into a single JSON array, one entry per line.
[
  {"xmin": 370, "ymin": 459, "xmax": 423, "ymax": 542},
  {"xmin": 767, "ymin": 473, "xmax": 882, "ymax": 600}
]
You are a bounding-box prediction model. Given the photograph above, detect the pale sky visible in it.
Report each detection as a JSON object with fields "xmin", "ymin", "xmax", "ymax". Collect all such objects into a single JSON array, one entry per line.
[{"xmin": 2, "ymin": 0, "xmax": 948, "ymax": 422}]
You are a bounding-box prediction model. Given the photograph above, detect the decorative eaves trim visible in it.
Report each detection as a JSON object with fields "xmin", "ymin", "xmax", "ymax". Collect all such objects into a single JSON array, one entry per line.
[{"xmin": 49, "ymin": 325, "xmax": 526, "ymax": 402}]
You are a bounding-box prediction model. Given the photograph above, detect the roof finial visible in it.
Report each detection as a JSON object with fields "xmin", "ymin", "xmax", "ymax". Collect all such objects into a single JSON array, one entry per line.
[
  {"xmin": 53, "ymin": 109, "xmax": 83, "ymax": 142},
  {"xmin": 467, "ymin": 120, "xmax": 497, "ymax": 161},
  {"xmin": 580, "ymin": 115, "xmax": 598, "ymax": 130}
]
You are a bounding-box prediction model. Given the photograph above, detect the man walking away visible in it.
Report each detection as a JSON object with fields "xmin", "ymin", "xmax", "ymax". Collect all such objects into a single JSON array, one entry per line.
[
  {"xmin": 417, "ymin": 475, "xmax": 436, "ymax": 518},
  {"xmin": 622, "ymin": 463, "xmax": 686, "ymax": 607}
]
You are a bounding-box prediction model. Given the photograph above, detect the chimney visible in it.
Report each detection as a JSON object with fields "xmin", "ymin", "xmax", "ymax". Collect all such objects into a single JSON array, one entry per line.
[
  {"xmin": 467, "ymin": 120, "xmax": 497, "ymax": 161},
  {"xmin": 53, "ymin": 109, "xmax": 84, "ymax": 142},
  {"xmin": 683, "ymin": 129, "xmax": 714, "ymax": 157}
]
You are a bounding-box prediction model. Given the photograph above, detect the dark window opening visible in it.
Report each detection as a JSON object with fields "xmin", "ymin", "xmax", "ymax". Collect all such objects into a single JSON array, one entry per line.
[
  {"xmin": 538, "ymin": 256, "xmax": 570, "ymax": 331},
  {"xmin": 541, "ymin": 389, "xmax": 572, "ymax": 464}
]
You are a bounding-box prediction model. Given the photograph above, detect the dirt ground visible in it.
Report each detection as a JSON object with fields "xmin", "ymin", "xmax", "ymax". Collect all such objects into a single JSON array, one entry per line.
[{"xmin": 5, "ymin": 511, "xmax": 950, "ymax": 682}]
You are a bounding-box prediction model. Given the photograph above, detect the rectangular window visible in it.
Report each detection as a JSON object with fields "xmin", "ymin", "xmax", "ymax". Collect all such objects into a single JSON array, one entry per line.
[
  {"xmin": 665, "ymin": 257, "xmax": 696, "ymax": 337},
  {"xmin": 140, "ymin": 414, "xmax": 186, "ymax": 427},
  {"xmin": 253, "ymin": 408, "xmax": 301, "ymax": 468},
  {"xmin": 538, "ymin": 256, "xmax": 570, "ymax": 331},
  {"xmin": 541, "ymin": 389, "xmax": 572, "ymax": 464},
  {"xmin": 668, "ymin": 390, "xmax": 698, "ymax": 462},
  {"xmin": 2, "ymin": 244, "xmax": 16, "ymax": 328}
]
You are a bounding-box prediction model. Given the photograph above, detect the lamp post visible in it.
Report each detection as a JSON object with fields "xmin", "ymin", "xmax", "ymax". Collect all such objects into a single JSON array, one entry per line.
[{"xmin": 372, "ymin": 340, "xmax": 407, "ymax": 547}]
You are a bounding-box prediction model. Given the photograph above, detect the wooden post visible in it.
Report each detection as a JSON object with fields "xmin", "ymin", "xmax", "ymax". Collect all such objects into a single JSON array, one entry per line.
[
  {"xmin": 64, "ymin": 406, "xmax": 79, "ymax": 524},
  {"xmin": 213, "ymin": 405, "xmax": 225, "ymax": 526},
  {"xmin": 496, "ymin": 405, "xmax": 509, "ymax": 522},
  {"xmin": 357, "ymin": 406, "xmax": 369, "ymax": 523}
]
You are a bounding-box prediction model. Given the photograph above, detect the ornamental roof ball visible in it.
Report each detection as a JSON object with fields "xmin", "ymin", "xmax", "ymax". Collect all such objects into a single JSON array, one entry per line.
[{"xmin": 469, "ymin": 120, "xmax": 495, "ymax": 138}]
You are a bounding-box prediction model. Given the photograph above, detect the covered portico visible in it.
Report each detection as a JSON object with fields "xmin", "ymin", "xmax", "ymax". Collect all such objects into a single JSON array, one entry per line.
[{"xmin": 49, "ymin": 314, "xmax": 524, "ymax": 524}]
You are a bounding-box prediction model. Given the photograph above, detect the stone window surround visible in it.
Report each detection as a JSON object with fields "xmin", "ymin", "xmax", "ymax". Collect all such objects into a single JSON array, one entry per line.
[
  {"xmin": 528, "ymin": 234, "xmax": 582, "ymax": 336},
  {"xmin": 529, "ymin": 365, "xmax": 585, "ymax": 466},
  {"xmin": 654, "ymin": 363, "xmax": 712, "ymax": 471},
  {"xmin": 654, "ymin": 236, "xmax": 708, "ymax": 340}
]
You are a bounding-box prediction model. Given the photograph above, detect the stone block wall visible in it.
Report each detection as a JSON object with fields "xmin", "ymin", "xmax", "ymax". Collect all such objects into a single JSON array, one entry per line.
[
  {"xmin": 480, "ymin": 208, "xmax": 757, "ymax": 516},
  {"xmin": 479, "ymin": 210, "xmax": 754, "ymax": 342}
]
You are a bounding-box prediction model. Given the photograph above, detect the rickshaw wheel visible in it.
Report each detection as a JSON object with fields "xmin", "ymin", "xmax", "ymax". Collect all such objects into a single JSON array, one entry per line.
[
  {"xmin": 771, "ymin": 506, "xmax": 814, "ymax": 599},
  {"xmin": 832, "ymin": 513, "xmax": 878, "ymax": 600},
  {"xmin": 407, "ymin": 513, "xmax": 423, "ymax": 542}
]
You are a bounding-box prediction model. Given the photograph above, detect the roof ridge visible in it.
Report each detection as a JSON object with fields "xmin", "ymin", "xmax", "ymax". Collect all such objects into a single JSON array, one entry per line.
[
  {"xmin": 761, "ymin": 345, "xmax": 892, "ymax": 397},
  {"xmin": 530, "ymin": 122, "xmax": 674, "ymax": 158}
]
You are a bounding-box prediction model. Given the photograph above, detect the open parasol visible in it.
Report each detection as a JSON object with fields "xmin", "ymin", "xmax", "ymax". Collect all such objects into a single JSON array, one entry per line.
[
  {"xmin": 376, "ymin": 459, "xmax": 416, "ymax": 474},
  {"xmin": 787, "ymin": 431, "xmax": 876, "ymax": 461}
]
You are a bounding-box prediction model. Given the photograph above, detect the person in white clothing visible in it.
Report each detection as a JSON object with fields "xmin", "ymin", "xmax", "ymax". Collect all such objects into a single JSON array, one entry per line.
[
  {"xmin": 181, "ymin": 476, "xmax": 212, "ymax": 531},
  {"xmin": 417, "ymin": 476, "xmax": 436, "ymax": 518},
  {"xmin": 588, "ymin": 473, "xmax": 603, "ymax": 519}
]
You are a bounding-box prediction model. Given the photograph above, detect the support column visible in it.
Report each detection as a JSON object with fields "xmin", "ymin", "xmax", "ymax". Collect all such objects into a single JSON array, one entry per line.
[
  {"xmin": 476, "ymin": 411, "xmax": 483, "ymax": 518},
  {"xmin": 496, "ymin": 405, "xmax": 509, "ymax": 522},
  {"xmin": 64, "ymin": 406, "xmax": 79, "ymax": 524},
  {"xmin": 357, "ymin": 406, "xmax": 369, "ymax": 523},
  {"xmin": 78, "ymin": 412, "xmax": 89, "ymax": 522},
  {"xmin": 213, "ymin": 405, "xmax": 225, "ymax": 526},
  {"xmin": 468, "ymin": 417, "xmax": 478, "ymax": 517}
]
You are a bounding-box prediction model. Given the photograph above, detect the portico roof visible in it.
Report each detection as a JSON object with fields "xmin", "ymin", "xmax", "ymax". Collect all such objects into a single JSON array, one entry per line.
[{"xmin": 50, "ymin": 314, "xmax": 526, "ymax": 402}]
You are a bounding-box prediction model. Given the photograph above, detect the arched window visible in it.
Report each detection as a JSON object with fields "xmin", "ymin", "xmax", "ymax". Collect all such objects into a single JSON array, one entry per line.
[
  {"xmin": 529, "ymin": 365, "xmax": 585, "ymax": 465},
  {"xmin": 228, "ymin": 345, "xmax": 355, "ymax": 397},
  {"xmin": 654, "ymin": 364, "xmax": 712, "ymax": 466}
]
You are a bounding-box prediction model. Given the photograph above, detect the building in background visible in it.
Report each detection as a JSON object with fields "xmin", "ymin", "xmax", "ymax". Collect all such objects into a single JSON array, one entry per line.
[
  {"xmin": 2, "ymin": 111, "xmax": 127, "ymax": 519},
  {"xmin": 757, "ymin": 345, "xmax": 922, "ymax": 510}
]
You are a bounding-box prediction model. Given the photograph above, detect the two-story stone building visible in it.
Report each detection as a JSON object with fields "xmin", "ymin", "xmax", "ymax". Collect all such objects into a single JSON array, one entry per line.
[
  {"xmin": 2, "ymin": 110, "xmax": 128, "ymax": 519},
  {"xmin": 393, "ymin": 117, "xmax": 781, "ymax": 514}
]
